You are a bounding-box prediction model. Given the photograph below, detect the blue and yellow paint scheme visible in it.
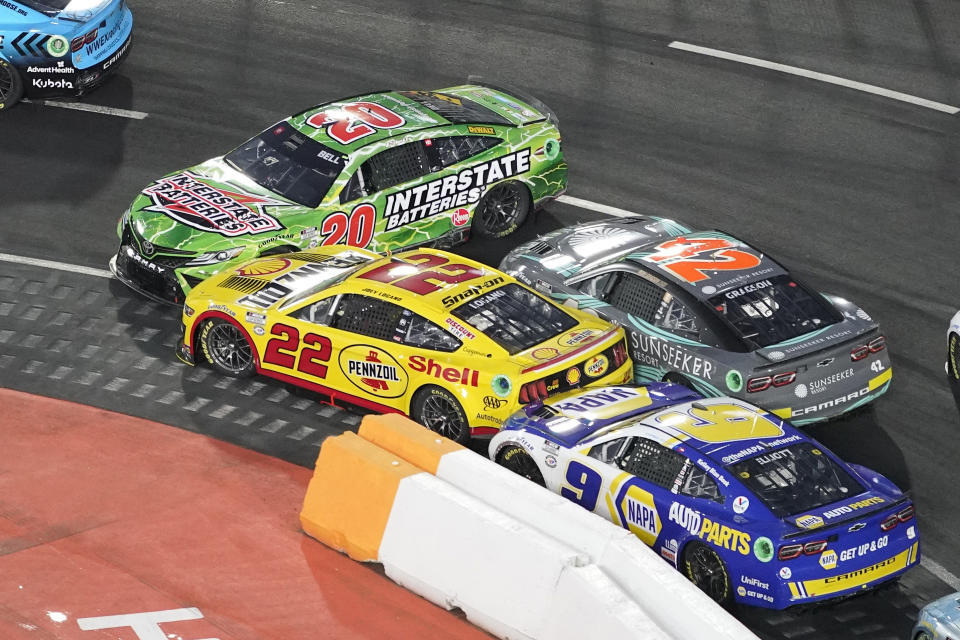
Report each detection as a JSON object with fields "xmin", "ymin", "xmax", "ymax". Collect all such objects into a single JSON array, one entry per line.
[{"xmin": 490, "ymin": 384, "xmax": 919, "ymax": 609}]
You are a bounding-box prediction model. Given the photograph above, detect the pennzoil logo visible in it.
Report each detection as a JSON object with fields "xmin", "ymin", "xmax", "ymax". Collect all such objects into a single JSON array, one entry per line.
[
  {"xmin": 559, "ymin": 328, "xmax": 596, "ymax": 347},
  {"xmin": 584, "ymin": 354, "xmax": 609, "ymax": 378},
  {"xmin": 143, "ymin": 171, "xmax": 288, "ymax": 237},
  {"xmin": 339, "ymin": 346, "xmax": 408, "ymax": 398}
]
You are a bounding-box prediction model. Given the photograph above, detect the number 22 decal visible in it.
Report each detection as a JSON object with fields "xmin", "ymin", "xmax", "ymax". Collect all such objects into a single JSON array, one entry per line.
[
  {"xmin": 358, "ymin": 252, "xmax": 485, "ymax": 295},
  {"xmin": 262, "ymin": 323, "xmax": 332, "ymax": 378},
  {"xmin": 305, "ymin": 101, "xmax": 406, "ymax": 145},
  {"xmin": 560, "ymin": 460, "xmax": 602, "ymax": 511},
  {"xmin": 643, "ymin": 237, "xmax": 761, "ymax": 283}
]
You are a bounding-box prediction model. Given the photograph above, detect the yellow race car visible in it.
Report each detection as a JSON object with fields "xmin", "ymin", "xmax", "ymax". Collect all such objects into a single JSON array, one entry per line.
[{"xmin": 176, "ymin": 246, "xmax": 632, "ymax": 442}]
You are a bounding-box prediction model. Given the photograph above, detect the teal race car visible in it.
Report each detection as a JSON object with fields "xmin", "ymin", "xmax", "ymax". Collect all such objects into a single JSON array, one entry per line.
[
  {"xmin": 0, "ymin": 0, "xmax": 132, "ymax": 109},
  {"xmin": 110, "ymin": 84, "xmax": 567, "ymax": 304}
]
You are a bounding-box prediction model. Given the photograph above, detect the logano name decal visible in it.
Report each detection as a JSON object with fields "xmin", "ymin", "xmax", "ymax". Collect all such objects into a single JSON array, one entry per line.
[
  {"xmin": 143, "ymin": 171, "xmax": 288, "ymax": 237},
  {"xmin": 384, "ymin": 149, "xmax": 531, "ymax": 231}
]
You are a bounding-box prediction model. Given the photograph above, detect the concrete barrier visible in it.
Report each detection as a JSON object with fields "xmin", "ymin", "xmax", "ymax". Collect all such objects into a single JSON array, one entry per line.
[{"xmin": 300, "ymin": 414, "xmax": 758, "ymax": 640}]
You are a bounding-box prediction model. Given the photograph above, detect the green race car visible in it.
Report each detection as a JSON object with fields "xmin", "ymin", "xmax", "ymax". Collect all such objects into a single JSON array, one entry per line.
[{"xmin": 110, "ymin": 83, "xmax": 567, "ymax": 304}]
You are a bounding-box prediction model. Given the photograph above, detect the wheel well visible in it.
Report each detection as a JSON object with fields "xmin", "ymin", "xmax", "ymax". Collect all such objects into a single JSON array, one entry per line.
[
  {"xmin": 259, "ymin": 244, "xmax": 299, "ymax": 257},
  {"xmin": 663, "ymin": 372, "xmax": 690, "ymax": 385}
]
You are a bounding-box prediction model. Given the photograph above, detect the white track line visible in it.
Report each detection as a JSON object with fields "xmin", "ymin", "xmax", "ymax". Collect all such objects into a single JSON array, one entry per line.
[
  {"xmin": 4, "ymin": 197, "xmax": 960, "ymax": 595},
  {"xmin": 22, "ymin": 98, "xmax": 149, "ymax": 120},
  {"xmin": 669, "ymin": 41, "xmax": 960, "ymax": 115},
  {"xmin": 921, "ymin": 556, "xmax": 960, "ymax": 592},
  {"xmin": 0, "ymin": 252, "xmax": 111, "ymax": 278},
  {"xmin": 556, "ymin": 195, "xmax": 640, "ymax": 218}
]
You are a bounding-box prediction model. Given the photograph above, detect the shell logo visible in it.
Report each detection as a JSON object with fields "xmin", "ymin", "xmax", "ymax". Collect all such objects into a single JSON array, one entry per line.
[
  {"xmin": 531, "ymin": 347, "xmax": 560, "ymax": 360},
  {"xmin": 236, "ymin": 257, "xmax": 291, "ymax": 277},
  {"xmin": 565, "ymin": 367, "xmax": 581, "ymax": 385},
  {"xmin": 584, "ymin": 354, "xmax": 609, "ymax": 378}
]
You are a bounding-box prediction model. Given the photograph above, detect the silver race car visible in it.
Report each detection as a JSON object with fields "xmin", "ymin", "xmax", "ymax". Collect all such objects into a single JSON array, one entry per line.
[{"xmin": 500, "ymin": 217, "xmax": 891, "ymax": 425}]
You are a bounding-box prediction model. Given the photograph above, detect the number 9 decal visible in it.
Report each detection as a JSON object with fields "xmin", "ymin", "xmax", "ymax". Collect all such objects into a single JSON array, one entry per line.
[{"xmin": 560, "ymin": 460, "xmax": 603, "ymax": 511}]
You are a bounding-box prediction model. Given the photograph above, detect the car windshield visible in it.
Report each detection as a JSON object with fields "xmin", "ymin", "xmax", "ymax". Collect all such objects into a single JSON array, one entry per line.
[
  {"xmin": 399, "ymin": 91, "xmax": 512, "ymax": 125},
  {"xmin": 728, "ymin": 442, "xmax": 864, "ymax": 517},
  {"xmin": 224, "ymin": 122, "xmax": 345, "ymax": 208},
  {"xmin": 18, "ymin": 0, "xmax": 71, "ymax": 14},
  {"xmin": 451, "ymin": 283, "xmax": 578, "ymax": 355},
  {"xmin": 278, "ymin": 252, "xmax": 374, "ymax": 311},
  {"xmin": 708, "ymin": 274, "xmax": 842, "ymax": 348}
]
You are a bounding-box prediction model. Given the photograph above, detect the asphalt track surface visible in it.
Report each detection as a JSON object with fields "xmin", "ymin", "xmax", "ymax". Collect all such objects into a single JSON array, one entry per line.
[{"xmin": 1, "ymin": 1, "xmax": 959, "ymax": 638}]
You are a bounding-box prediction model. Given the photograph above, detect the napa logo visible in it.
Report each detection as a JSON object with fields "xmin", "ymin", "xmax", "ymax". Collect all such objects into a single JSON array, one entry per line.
[
  {"xmin": 819, "ymin": 550, "xmax": 838, "ymax": 570},
  {"xmin": 796, "ymin": 514, "xmax": 825, "ymax": 530},
  {"xmin": 614, "ymin": 479, "xmax": 660, "ymax": 545}
]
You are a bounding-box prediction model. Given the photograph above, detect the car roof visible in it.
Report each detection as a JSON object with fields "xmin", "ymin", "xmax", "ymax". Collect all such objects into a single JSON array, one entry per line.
[
  {"xmin": 515, "ymin": 386, "xmax": 808, "ymax": 464},
  {"xmin": 343, "ymin": 248, "xmax": 514, "ymax": 311},
  {"xmin": 286, "ymin": 90, "xmax": 507, "ymax": 154},
  {"xmin": 543, "ymin": 217, "xmax": 790, "ymax": 300}
]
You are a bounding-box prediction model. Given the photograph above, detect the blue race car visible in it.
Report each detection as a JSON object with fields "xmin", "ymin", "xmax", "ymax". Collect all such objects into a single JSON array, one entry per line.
[
  {"xmin": 0, "ymin": 0, "xmax": 132, "ymax": 110},
  {"xmin": 489, "ymin": 384, "xmax": 920, "ymax": 609}
]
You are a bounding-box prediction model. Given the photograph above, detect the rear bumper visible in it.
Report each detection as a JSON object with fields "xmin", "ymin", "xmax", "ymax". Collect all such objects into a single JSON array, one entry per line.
[{"xmin": 22, "ymin": 33, "xmax": 132, "ymax": 100}]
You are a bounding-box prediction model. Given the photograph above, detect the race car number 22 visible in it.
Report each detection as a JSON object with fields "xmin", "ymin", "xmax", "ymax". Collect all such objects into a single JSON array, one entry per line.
[
  {"xmin": 358, "ymin": 253, "xmax": 485, "ymax": 295},
  {"xmin": 263, "ymin": 323, "xmax": 331, "ymax": 378}
]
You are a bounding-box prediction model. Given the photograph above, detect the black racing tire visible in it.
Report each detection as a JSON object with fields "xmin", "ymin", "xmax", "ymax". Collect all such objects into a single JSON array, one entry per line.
[
  {"xmin": 471, "ymin": 181, "xmax": 531, "ymax": 238},
  {"xmin": 681, "ymin": 541, "xmax": 732, "ymax": 607},
  {"xmin": 948, "ymin": 333, "xmax": 960, "ymax": 382},
  {"xmin": 915, "ymin": 631, "xmax": 933, "ymax": 640},
  {"xmin": 496, "ymin": 446, "xmax": 546, "ymax": 486},
  {"xmin": 412, "ymin": 385, "xmax": 470, "ymax": 444},
  {"xmin": 199, "ymin": 318, "xmax": 256, "ymax": 378},
  {"xmin": 0, "ymin": 58, "xmax": 24, "ymax": 111}
]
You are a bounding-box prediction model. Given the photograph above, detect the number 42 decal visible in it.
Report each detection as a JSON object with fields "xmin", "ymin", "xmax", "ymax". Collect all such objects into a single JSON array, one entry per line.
[{"xmin": 643, "ymin": 237, "xmax": 761, "ymax": 284}]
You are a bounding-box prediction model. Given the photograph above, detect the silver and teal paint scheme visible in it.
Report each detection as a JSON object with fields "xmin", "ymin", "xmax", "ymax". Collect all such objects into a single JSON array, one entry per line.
[
  {"xmin": 913, "ymin": 592, "xmax": 960, "ymax": 640},
  {"xmin": 500, "ymin": 217, "xmax": 891, "ymax": 425},
  {"xmin": 0, "ymin": 0, "xmax": 132, "ymax": 109},
  {"xmin": 110, "ymin": 84, "xmax": 567, "ymax": 304}
]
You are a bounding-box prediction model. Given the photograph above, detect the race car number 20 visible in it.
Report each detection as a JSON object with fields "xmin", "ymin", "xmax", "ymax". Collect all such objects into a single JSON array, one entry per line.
[{"xmin": 263, "ymin": 323, "xmax": 332, "ymax": 378}]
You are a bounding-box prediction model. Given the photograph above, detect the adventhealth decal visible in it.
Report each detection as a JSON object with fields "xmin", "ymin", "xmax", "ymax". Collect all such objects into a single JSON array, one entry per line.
[{"xmin": 384, "ymin": 149, "xmax": 531, "ymax": 231}]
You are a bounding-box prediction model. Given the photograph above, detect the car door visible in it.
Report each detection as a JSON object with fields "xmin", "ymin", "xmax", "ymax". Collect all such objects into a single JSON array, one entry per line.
[{"xmin": 556, "ymin": 432, "xmax": 685, "ymax": 548}]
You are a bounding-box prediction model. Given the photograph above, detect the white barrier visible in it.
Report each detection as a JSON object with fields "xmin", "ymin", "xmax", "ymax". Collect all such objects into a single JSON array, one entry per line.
[
  {"xmin": 433, "ymin": 449, "xmax": 758, "ymax": 640},
  {"xmin": 379, "ymin": 473, "xmax": 671, "ymax": 640},
  {"xmin": 301, "ymin": 416, "xmax": 758, "ymax": 640}
]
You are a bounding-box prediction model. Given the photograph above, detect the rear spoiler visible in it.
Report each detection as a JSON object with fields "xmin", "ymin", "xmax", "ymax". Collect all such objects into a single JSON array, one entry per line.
[
  {"xmin": 466, "ymin": 75, "xmax": 558, "ymax": 126},
  {"xmin": 782, "ymin": 496, "xmax": 911, "ymax": 539}
]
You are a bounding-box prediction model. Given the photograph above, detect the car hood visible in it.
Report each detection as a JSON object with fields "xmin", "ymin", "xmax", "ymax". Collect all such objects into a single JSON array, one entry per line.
[{"xmin": 127, "ymin": 158, "xmax": 304, "ymax": 251}]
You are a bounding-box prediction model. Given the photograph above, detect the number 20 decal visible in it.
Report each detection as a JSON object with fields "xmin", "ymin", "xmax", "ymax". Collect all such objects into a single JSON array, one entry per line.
[
  {"xmin": 321, "ymin": 203, "xmax": 376, "ymax": 248},
  {"xmin": 262, "ymin": 323, "xmax": 332, "ymax": 378},
  {"xmin": 305, "ymin": 102, "xmax": 406, "ymax": 145},
  {"xmin": 643, "ymin": 237, "xmax": 761, "ymax": 283},
  {"xmin": 560, "ymin": 460, "xmax": 603, "ymax": 511}
]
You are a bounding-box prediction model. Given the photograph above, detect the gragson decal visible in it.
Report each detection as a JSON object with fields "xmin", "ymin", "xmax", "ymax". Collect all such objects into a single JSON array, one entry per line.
[
  {"xmin": 143, "ymin": 171, "xmax": 288, "ymax": 237},
  {"xmin": 339, "ymin": 345, "xmax": 408, "ymax": 398},
  {"xmin": 384, "ymin": 149, "xmax": 531, "ymax": 231}
]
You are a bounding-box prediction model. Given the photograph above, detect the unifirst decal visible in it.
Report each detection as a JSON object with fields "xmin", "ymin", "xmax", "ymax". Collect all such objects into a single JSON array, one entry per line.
[
  {"xmin": 384, "ymin": 149, "xmax": 531, "ymax": 230},
  {"xmin": 144, "ymin": 171, "xmax": 287, "ymax": 237}
]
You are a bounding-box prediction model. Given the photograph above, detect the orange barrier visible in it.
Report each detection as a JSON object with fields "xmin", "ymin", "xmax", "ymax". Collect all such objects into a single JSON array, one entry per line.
[
  {"xmin": 299, "ymin": 430, "xmax": 422, "ymax": 562},
  {"xmin": 358, "ymin": 412, "xmax": 464, "ymax": 474}
]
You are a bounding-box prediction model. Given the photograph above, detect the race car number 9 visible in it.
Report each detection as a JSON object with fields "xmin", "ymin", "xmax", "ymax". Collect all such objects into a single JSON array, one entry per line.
[
  {"xmin": 263, "ymin": 323, "xmax": 332, "ymax": 378},
  {"xmin": 560, "ymin": 461, "xmax": 602, "ymax": 511},
  {"xmin": 643, "ymin": 237, "xmax": 761, "ymax": 283},
  {"xmin": 358, "ymin": 253, "xmax": 485, "ymax": 295},
  {"xmin": 305, "ymin": 102, "xmax": 406, "ymax": 145}
]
